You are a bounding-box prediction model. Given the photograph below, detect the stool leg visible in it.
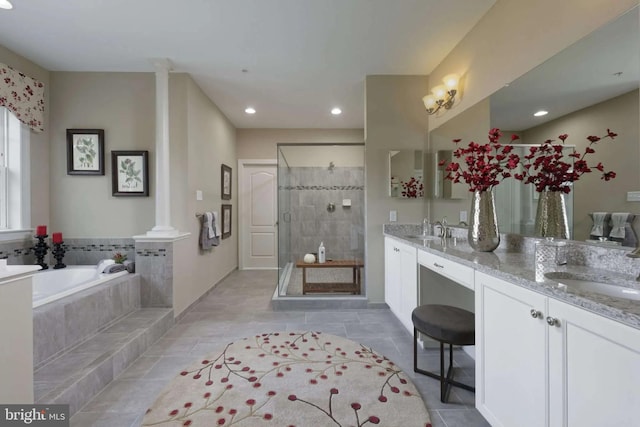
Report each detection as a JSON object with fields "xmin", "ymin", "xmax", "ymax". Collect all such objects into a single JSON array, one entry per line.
[
  {"xmin": 440, "ymin": 341, "xmax": 446, "ymax": 402},
  {"xmin": 413, "ymin": 327, "xmax": 419, "ymax": 373}
]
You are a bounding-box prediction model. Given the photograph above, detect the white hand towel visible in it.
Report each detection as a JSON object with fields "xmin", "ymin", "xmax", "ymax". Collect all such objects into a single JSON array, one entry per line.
[
  {"xmin": 206, "ymin": 212, "xmax": 215, "ymax": 238},
  {"xmin": 609, "ymin": 212, "xmax": 628, "ymax": 239},
  {"xmin": 212, "ymin": 211, "xmax": 221, "ymax": 237},
  {"xmin": 590, "ymin": 212, "xmax": 607, "ymax": 237}
]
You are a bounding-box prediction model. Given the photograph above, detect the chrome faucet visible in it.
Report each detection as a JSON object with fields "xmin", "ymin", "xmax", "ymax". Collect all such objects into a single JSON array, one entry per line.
[
  {"xmin": 422, "ymin": 218, "xmax": 431, "ymax": 236},
  {"xmin": 434, "ymin": 217, "xmax": 449, "ymax": 238}
]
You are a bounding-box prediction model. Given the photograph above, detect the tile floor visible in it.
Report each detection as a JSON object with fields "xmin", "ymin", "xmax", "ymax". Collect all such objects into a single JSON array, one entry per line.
[{"xmin": 70, "ymin": 270, "xmax": 490, "ymax": 427}]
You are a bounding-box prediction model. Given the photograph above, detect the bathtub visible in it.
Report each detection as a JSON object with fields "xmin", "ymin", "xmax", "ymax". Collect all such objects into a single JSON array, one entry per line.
[{"xmin": 32, "ymin": 266, "xmax": 129, "ymax": 308}]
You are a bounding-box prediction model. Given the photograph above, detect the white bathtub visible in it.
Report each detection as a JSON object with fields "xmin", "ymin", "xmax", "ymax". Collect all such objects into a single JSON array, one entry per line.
[{"xmin": 32, "ymin": 266, "xmax": 129, "ymax": 308}]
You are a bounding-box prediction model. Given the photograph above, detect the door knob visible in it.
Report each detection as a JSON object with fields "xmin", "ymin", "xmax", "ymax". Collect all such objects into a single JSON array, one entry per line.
[{"xmin": 530, "ymin": 309, "xmax": 542, "ymax": 319}]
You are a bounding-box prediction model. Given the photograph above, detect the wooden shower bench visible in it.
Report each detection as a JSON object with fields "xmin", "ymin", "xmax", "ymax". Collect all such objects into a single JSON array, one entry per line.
[{"xmin": 295, "ymin": 259, "xmax": 364, "ymax": 295}]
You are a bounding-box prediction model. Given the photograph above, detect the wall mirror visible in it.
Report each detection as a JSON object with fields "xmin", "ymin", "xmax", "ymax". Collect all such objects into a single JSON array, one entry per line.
[
  {"xmin": 490, "ymin": 6, "xmax": 639, "ymax": 246},
  {"xmin": 389, "ymin": 150, "xmax": 424, "ymax": 198},
  {"xmin": 433, "ymin": 150, "xmax": 466, "ymax": 200},
  {"xmin": 429, "ymin": 6, "xmax": 639, "ymax": 246}
]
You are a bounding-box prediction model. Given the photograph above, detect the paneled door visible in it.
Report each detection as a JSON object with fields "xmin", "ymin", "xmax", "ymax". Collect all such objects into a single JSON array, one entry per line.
[{"xmin": 239, "ymin": 160, "xmax": 278, "ymax": 269}]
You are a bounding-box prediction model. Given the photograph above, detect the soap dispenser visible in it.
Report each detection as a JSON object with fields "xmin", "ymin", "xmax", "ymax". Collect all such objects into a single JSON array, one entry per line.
[{"xmin": 318, "ymin": 242, "xmax": 326, "ymax": 264}]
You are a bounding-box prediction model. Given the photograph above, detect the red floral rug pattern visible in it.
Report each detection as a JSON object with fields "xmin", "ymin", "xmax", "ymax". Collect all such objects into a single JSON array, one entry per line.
[{"xmin": 142, "ymin": 331, "xmax": 432, "ymax": 426}]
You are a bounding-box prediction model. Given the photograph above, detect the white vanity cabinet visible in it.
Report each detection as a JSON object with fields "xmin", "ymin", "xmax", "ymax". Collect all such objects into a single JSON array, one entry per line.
[
  {"xmin": 547, "ymin": 298, "xmax": 640, "ymax": 426},
  {"xmin": 475, "ymin": 270, "xmax": 548, "ymax": 427},
  {"xmin": 384, "ymin": 237, "xmax": 417, "ymax": 333},
  {"xmin": 476, "ymin": 270, "xmax": 640, "ymax": 427}
]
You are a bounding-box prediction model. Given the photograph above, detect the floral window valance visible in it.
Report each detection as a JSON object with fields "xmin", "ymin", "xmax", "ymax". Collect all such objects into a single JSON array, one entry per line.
[{"xmin": 0, "ymin": 63, "xmax": 45, "ymax": 133}]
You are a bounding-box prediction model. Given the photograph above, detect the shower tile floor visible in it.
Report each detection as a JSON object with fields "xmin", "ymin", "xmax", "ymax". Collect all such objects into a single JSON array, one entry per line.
[{"xmin": 69, "ymin": 270, "xmax": 489, "ymax": 427}]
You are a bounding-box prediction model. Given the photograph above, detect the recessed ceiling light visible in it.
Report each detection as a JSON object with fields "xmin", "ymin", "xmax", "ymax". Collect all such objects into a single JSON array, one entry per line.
[
  {"xmin": 331, "ymin": 108, "xmax": 342, "ymax": 115},
  {"xmin": 0, "ymin": 0, "xmax": 13, "ymax": 10},
  {"xmin": 533, "ymin": 110, "xmax": 548, "ymax": 117},
  {"xmin": 245, "ymin": 107, "xmax": 256, "ymax": 114}
]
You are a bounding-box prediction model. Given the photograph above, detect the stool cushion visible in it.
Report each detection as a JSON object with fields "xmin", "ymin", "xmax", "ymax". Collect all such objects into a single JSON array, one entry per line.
[{"xmin": 412, "ymin": 304, "xmax": 475, "ymax": 345}]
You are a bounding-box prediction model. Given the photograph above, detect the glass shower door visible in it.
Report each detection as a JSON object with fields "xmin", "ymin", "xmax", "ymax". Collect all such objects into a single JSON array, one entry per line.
[{"xmin": 277, "ymin": 147, "xmax": 291, "ymax": 296}]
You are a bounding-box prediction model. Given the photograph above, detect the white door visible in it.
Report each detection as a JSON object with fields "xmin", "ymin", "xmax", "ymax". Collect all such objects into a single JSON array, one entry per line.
[{"xmin": 239, "ymin": 160, "xmax": 277, "ymax": 269}]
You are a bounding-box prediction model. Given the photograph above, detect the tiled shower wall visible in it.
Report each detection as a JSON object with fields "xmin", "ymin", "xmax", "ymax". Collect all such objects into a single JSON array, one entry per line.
[{"xmin": 286, "ymin": 166, "xmax": 365, "ymax": 262}]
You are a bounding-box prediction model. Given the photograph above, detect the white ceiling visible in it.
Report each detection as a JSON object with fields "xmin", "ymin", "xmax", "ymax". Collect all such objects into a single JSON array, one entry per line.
[
  {"xmin": 0, "ymin": 0, "xmax": 495, "ymax": 129},
  {"xmin": 490, "ymin": 7, "xmax": 639, "ymax": 131}
]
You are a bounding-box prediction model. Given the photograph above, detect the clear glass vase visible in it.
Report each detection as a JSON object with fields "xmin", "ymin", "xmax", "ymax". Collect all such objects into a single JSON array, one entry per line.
[
  {"xmin": 468, "ymin": 190, "xmax": 500, "ymax": 252},
  {"xmin": 534, "ymin": 190, "xmax": 569, "ymax": 239}
]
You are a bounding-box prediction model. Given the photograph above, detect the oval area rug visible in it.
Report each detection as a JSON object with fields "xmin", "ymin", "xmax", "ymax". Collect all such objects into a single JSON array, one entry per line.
[{"xmin": 142, "ymin": 331, "xmax": 432, "ymax": 426}]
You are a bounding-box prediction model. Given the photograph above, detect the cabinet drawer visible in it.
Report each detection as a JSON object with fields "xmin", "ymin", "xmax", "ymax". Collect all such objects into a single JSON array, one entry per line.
[{"xmin": 418, "ymin": 250, "xmax": 473, "ymax": 290}]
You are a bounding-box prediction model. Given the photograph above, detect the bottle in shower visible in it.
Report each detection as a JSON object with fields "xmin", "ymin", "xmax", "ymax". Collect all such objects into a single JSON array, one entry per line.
[{"xmin": 318, "ymin": 242, "xmax": 326, "ymax": 264}]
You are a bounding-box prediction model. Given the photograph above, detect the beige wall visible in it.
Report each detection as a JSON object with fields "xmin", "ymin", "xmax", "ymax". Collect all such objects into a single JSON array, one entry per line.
[
  {"xmin": 236, "ymin": 128, "xmax": 364, "ymax": 160},
  {"xmin": 428, "ymin": 98, "xmax": 490, "ymax": 223},
  {"xmin": 522, "ymin": 90, "xmax": 639, "ymax": 241},
  {"xmin": 171, "ymin": 74, "xmax": 238, "ymax": 316},
  {"xmin": 428, "ymin": 0, "xmax": 638, "ymax": 132},
  {"xmin": 0, "ymin": 45, "xmax": 50, "ymax": 229},
  {"xmin": 49, "ymin": 72, "xmax": 156, "ymax": 237},
  {"xmin": 365, "ymin": 75, "xmax": 429, "ymax": 303}
]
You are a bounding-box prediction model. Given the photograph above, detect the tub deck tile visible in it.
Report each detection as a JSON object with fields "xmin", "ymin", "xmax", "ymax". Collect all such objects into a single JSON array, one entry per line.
[{"xmin": 35, "ymin": 308, "xmax": 174, "ymax": 417}]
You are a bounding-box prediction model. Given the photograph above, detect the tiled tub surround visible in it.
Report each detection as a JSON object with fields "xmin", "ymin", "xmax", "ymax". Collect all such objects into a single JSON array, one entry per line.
[
  {"xmin": 33, "ymin": 273, "xmax": 141, "ymax": 369},
  {"xmin": 285, "ymin": 167, "xmax": 365, "ymax": 262},
  {"xmin": 33, "ymin": 272, "xmax": 174, "ymax": 415},
  {"xmin": 0, "ymin": 238, "xmax": 35, "ymax": 264},
  {"xmin": 0, "ymin": 237, "xmax": 135, "ymax": 267},
  {"xmin": 135, "ymin": 241, "xmax": 173, "ymax": 307},
  {"xmin": 61, "ymin": 238, "xmax": 135, "ymax": 266},
  {"xmin": 384, "ymin": 224, "xmax": 640, "ymax": 330}
]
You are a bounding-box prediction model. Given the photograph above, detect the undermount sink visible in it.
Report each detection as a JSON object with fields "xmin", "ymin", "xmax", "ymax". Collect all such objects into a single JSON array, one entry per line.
[{"xmin": 544, "ymin": 272, "xmax": 640, "ymax": 301}]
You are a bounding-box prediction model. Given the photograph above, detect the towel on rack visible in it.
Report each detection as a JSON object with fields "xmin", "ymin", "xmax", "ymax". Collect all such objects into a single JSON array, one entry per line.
[
  {"xmin": 213, "ymin": 211, "xmax": 221, "ymax": 237},
  {"xmin": 206, "ymin": 212, "xmax": 215, "ymax": 238},
  {"xmin": 609, "ymin": 213, "xmax": 630, "ymax": 239},
  {"xmin": 200, "ymin": 211, "xmax": 220, "ymax": 249},
  {"xmin": 589, "ymin": 212, "xmax": 608, "ymax": 237}
]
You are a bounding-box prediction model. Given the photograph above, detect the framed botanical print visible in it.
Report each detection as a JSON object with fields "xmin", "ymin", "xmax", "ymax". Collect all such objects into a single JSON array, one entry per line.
[
  {"xmin": 111, "ymin": 150, "xmax": 149, "ymax": 197},
  {"xmin": 221, "ymin": 204, "xmax": 232, "ymax": 239},
  {"xmin": 66, "ymin": 129, "xmax": 105, "ymax": 175},
  {"xmin": 221, "ymin": 164, "xmax": 232, "ymax": 200}
]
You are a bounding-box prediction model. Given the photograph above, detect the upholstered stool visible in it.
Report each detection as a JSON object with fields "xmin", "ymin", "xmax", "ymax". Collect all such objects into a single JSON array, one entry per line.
[{"xmin": 412, "ymin": 304, "xmax": 475, "ymax": 402}]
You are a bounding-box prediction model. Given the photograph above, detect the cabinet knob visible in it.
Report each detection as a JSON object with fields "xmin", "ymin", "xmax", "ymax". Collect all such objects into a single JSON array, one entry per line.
[
  {"xmin": 530, "ymin": 309, "xmax": 542, "ymax": 319},
  {"xmin": 546, "ymin": 316, "xmax": 560, "ymax": 327}
]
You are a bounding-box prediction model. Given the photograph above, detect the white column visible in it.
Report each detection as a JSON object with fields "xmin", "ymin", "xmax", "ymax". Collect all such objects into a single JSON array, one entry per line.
[{"xmin": 147, "ymin": 58, "xmax": 178, "ymax": 237}]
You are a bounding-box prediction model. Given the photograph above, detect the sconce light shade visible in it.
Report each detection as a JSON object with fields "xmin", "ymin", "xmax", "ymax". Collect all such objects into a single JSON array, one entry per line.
[
  {"xmin": 443, "ymin": 74, "xmax": 459, "ymax": 90},
  {"xmin": 423, "ymin": 73, "xmax": 460, "ymax": 115},
  {"xmin": 431, "ymin": 85, "xmax": 447, "ymax": 99},
  {"xmin": 423, "ymin": 95, "xmax": 437, "ymax": 110}
]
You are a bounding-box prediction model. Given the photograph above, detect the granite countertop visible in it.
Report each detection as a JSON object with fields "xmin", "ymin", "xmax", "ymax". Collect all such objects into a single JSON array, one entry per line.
[{"xmin": 383, "ymin": 230, "xmax": 640, "ymax": 331}]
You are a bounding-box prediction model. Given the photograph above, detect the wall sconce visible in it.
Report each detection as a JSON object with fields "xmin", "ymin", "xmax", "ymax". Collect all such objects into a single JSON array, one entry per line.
[{"xmin": 422, "ymin": 73, "xmax": 460, "ymax": 115}]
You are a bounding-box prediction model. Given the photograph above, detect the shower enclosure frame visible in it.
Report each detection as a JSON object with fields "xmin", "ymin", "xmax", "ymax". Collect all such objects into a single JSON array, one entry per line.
[{"xmin": 276, "ymin": 143, "xmax": 366, "ymax": 298}]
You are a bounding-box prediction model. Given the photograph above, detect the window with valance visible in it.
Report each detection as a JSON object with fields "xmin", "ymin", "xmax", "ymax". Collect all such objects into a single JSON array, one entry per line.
[{"xmin": 0, "ymin": 63, "xmax": 45, "ymax": 133}]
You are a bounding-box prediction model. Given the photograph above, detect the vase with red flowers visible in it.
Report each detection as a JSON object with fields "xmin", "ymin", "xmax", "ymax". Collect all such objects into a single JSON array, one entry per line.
[
  {"xmin": 514, "ymin": 129, "xmax": 617, "ymax": 239},
  {"xmin": 440, "ymin": 128, "xmax": 521, "ymax": 251}
]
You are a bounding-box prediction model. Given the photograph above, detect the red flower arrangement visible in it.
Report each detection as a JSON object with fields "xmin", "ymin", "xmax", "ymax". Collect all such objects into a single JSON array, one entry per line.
[
  {"xmin": 401, "ymin": 177, "xmax": 424, "ymax": 198},
  {"xmin": 514, "ymin": 129, "xmax": 617, "ymax": 193},
  {"xmin": 439, "ymin": 128, "xmax": 521, "ymax": 192}
]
